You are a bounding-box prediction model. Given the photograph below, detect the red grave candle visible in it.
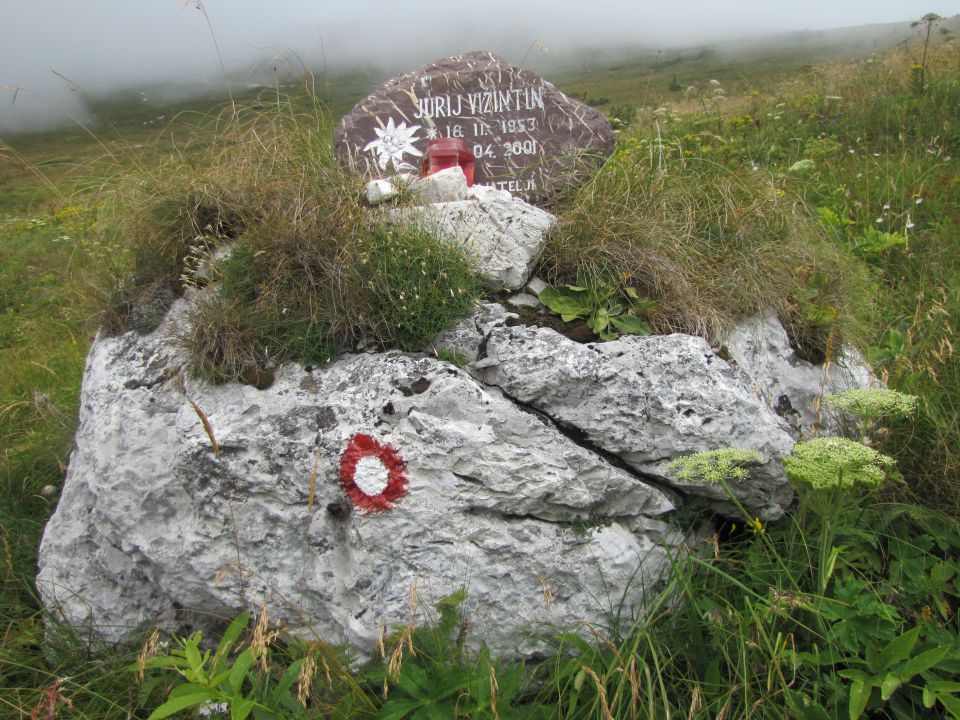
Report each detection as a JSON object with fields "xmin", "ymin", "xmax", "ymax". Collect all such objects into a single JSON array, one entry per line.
[{"xmin": 421, "ymin": 138, "xmax": 476, "ymax": 186}]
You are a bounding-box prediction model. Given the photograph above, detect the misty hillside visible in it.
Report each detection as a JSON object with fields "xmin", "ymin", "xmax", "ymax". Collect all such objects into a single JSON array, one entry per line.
[{"xmin": 3, "ymin": 14, "xmax": 958, "ymax": 136}]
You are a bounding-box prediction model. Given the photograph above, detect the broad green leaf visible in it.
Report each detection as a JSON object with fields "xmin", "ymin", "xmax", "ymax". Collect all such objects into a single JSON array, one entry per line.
[
  {"xmin": 214, "ymin": 613, "xmax": 250, "ymax": 672},
  {"xmin": 538, "ymin": 286, "xmax": 588, "ymax": 320},
  {"xmin": 848, "ymin": 677, "xmax": 870, "ymax": 720},
  {"xmin": 865, "ymin": 641, "xmax": 881, "ymax": 675},
  {"xmin": 903, "ymin": 645, "xmax": 952, "ymax": 678},
  {"xmin": 376, "ymin": 698, "xmax": 421, "ymax": 720},
  {"xmin": 231, "ymin": 697, "xmax": 256, "ymax": 720},
  {"xmin": 877, "ymin": 626, "xmax": 921, "ymax": 670},
  {"xmin": 396, "ymin": 663, "xmax": 430, "ymax": 698},
  {"xmin": 927, "ymin": 679, "xmax": 960, "ymax": 693},
  {"xmin": 184, "ymin": 639, "xmax": 204, "ymax": 673},
  {"xmin": 880, "ymin": 672, "xmax": 903, "ymax": 701},
  {"xmin": 838, "ymin": 669, "xmax": 868, "ymax": 682},
  {"xmin": 607, "ymin": 302, "xmax": 623, "ymax": 317},
  {"xmin": 227, "ymin": 649, "xmax": 254, "ymax": 696},
  {"xmin": 610, "ymin": 315, "xmax": 651, "ymax": 335},
  {"xmin": 939, "ymin": 693, "xmax": 960, "ymax": 718},
  {"xmin": 272, "ymin": 658, "xmax": 304, "ymax": 702},
  {"xmin": 923, "ymin": 685, "xmax": 937, "ymax": 709},
  {"xmin": 588, "ymin": 307, "xmax": 610, "ymax": 334},
  {"xmin": 425, "ymin": 702, "xmax": 450, "ymax": 720},
  {"xmin": 147, "ymin": 691, "xmax": 216, "ymax": 720},
  {"xmin": 209, "ymin": 669, "xmax": 233, "ymax": 689},
  {"xmin": 598, "ymin": 330, "xmax": 618, "ymax": 341},
  {"xmin": 169, "ymin": 683, "xmax": 215, "ymax": 699}
]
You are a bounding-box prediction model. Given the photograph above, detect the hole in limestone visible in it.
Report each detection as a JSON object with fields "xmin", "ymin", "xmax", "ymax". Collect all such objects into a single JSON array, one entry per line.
[{"xmin": 353, "ymin": 455, "xmax": 390, "ymax": 496}]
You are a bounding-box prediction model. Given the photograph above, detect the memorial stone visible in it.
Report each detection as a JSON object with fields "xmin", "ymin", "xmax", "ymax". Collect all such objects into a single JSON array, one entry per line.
[{"xmin": 335, "ymin": 51, "xmax": 615, "ymax": 205}]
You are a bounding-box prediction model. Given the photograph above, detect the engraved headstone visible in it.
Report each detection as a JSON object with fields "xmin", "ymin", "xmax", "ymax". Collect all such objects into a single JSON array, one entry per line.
[{"xmin": 335, "ymin": 51, "xmax": 615, "ymax": 205}]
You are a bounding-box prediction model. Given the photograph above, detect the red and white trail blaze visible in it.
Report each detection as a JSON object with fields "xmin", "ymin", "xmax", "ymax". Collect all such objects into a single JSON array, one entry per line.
[{"xmin": 338, "ymin": 433, "xmax": 409, "ymax": 513}]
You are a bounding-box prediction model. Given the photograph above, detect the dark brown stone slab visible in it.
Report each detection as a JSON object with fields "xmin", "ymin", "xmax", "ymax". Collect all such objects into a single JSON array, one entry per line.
[{"xmin": 334, "ymin": 51, "xmax": 615, "ymax": 205}]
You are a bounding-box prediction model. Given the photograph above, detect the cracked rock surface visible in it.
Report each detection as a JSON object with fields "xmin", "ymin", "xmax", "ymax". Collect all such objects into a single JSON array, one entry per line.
[
  {"xmin": 38, "ymin": 300, "xmax": 679, "ymax": 658},
  {"xmin": 436, "ymin": 305, "xmax": 797, "ymax": 520}
]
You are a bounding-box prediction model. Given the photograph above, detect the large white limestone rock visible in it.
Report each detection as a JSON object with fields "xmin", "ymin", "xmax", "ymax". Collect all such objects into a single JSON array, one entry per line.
[
  {"xmin": 37, "ymin": 301, "xmax": 678, "ymax": 658},
  {"xmin": 388, "ymin": 188, "xmax": 555, "ymax": 291},
  {"xmin": 723, "ymin": 311, "xmax": 877, "ymax": 437},
  {"xmin": 436, "ymin": 307, "xmax": 796, "ymax": 520}
]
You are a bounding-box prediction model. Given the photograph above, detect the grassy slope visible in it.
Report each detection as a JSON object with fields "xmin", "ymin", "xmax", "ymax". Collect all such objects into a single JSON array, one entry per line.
[{"xmin": 2, "ymin": 18, "xmax": 959, "ymax": 718}]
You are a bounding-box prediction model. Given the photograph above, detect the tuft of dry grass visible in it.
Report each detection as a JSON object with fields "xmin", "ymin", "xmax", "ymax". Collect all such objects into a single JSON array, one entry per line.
[
  {"xmin": 542, "ymin": 154, "xmax": 876, "ymax": 354},
  {"xmin": 97, "ymin": 95, "xmax": 482, "ymax": 381}
]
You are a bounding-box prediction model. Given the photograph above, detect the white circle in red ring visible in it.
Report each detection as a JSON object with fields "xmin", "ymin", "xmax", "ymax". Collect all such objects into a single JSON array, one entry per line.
[
  {"xmin": 338, "ymin": 433, "xmax": 409, "ymax": 513},
  {"xmin": 353, "ymin": 455, "xmax": 389, "ymax": 496}
]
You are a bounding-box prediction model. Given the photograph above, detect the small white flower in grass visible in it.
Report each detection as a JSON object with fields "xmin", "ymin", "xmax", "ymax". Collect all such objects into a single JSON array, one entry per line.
[
  {"xmin": 198, "ymin": 701, "xmax": 229, "ymax": 718},
  {"xmin": 882, "ymin": 203, "xmax": 891, "ymax": 210},
  {"xmin": 875, "ymin": 217, "xmax": 884, "ymax": 224},
  {"xmin": 915, "ymin": 197, "xmax": 924, "ymax": 205},
  {"xmin": 363, "ymin": 117, "xmax": 423, "ymax": 172}
]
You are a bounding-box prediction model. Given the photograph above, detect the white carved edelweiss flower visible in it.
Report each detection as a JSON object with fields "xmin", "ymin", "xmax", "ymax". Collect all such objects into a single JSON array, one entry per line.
[{"xmin": 363, "ymin": 117, "xmax": 423, "ymax": 171}]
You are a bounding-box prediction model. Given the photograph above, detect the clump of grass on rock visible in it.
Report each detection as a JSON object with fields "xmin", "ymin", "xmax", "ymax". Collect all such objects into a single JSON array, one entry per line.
[
  {"xmin": 542, "ymin": 153, "xmax": 876, "ymax": 356},
  {"xmin": 99, "ymin": 97, "xmax": 481, "ymax": 381}
]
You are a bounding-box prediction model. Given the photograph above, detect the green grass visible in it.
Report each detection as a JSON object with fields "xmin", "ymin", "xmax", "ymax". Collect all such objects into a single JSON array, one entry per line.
[
  {"xmin": 3, "ymin": 23, "xmax": 960, "ymax": 718},
  {"xmin": 96, "ymin": 96, "xmax": 483, "ymax": 381},
  {"xmin": 540, "ymin": 155, "xmax": 876, "ymax": 355}
]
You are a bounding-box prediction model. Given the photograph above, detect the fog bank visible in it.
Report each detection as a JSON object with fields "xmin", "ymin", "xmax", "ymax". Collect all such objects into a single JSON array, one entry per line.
[{"xmin": 3, "ymin": 0, "xmax": 959, "ymax": 133}]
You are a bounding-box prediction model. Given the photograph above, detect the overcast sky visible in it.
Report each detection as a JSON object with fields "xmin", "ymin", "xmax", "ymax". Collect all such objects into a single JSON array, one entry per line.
[{"xmin": 2, "ymin": 1, "xmax": 959, "ymax": 133}]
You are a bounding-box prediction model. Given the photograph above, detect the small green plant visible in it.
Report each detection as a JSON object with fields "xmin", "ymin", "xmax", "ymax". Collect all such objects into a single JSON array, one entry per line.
[
  {"xmin": 135, "ymin": 612, "xmax": 304, "ymax": 720},
  {"xmin": 835, "ymin": 625, "xmax": 960, "ymax": 719},
  {"xmin": 538, "ymin": 273, "xmax": 654, "ymax": 341},
  {"xmin": 785, "ymin": 436, "xmax": 897, "ymax": 623},
  {"xmin": 434, "ymin": 346, "xmax": 469, "ymax": 368},
  {"xmin": 853, "ymin": 227, "xmax": 907, "ymax": 259},
  {"xmin": 367, "ymin": 589, "xmax": 523, "ymax": 719}
]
